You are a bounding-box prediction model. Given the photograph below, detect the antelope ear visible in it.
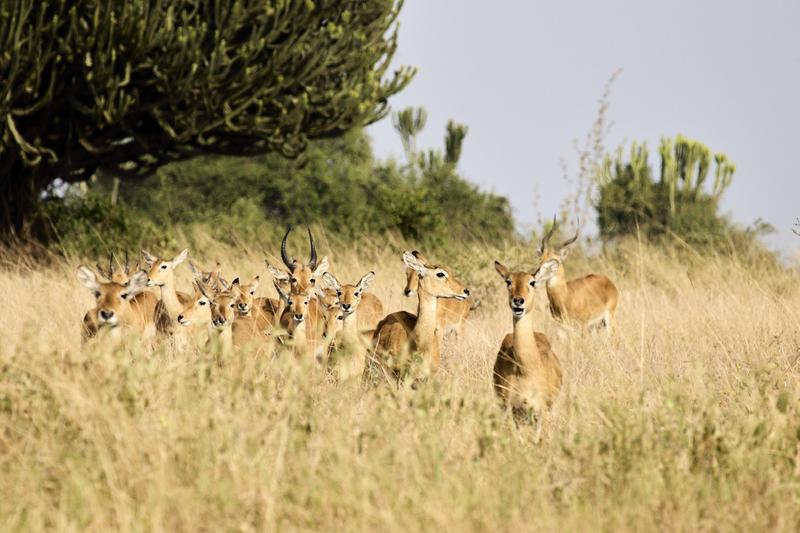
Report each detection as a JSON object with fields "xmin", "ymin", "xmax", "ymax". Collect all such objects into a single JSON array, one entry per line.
[
  {"xmin": 125, "ymin": 270, "xmax": 149, "ymax": 296},
  {"xmin": 171, "ymin": 248, "xmax": 189, "ymax": 267},
  {"xmin": 494, "ymin": 261, "xmax": 510, "ymax": 279},
  {"xmin": 266, "ymin": 262, "xmax": 290, "ymax": 282},
  {"xmin": 533, "ymin": 259, "xmax": 560, "ymax": 285},
  {"xmin": 313, "ymin": 256, "xmax": 330, "ymax": 276},
  {"xmin": 357, "ymin": 271, "xmax": 375, "ymax": 292},
  {"xmin": 141, "ymin": 250, "xmax": 157, "ymax": 266},
  {"xmin": 402, "ymin": 251, "xmax": 428, "ymax": 277},
  {"xmin": 322, "ymin": 272, "xmax": 341, "ymax": 291},
  {"xmin": 232, "ymin": 277, "xmax": 240, "ymax": 287},
  {"xmin": 76, "ymin": 266, "xmax": 99, "ymax": 292}
]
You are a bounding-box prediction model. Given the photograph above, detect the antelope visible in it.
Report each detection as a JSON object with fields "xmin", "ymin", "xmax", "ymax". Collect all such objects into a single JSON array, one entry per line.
[
  {"xmin": 403, "ymin": 253, "xmax": 478, "ymax": 338},
  {"xmin": 266, "ymin": 226, "xmax": 328, "ymax": 331},
  {"xmin": 77, "ymin": 265, "xmax": 159, "ymax": 342},
  {"xmin": 142, "ymin": 248, "xmax": 193, "ymax": 321},
  {"xmin": 372, "ymin": 251, "xmax": 470, "ymax": 378},
  {"xmin": 534, "ymin": 218, "xmax": 619, "ymax": 330},
  {"xmin": 189, "ymin": 282, "xmax": 271, "ymax": 354},
  {"xmin": 83, "ymin": 252, "xmax": 139, "ymax": 338},
  {"xmin": 322, "ymin": 271, "xmax": 377, "ymax": 380},
  {"xmin": 230, "ymin": 276, "xmax": 281, "ymax": 331},
  {"xmin": 188, "ymin": 260, "xmax": 229, "ymax": 292},
  {"xmin": 493, "ymin": 261, "xmax": 563, "ymax": 440},
  {"xmin": 274, "ymin": 281, "xmax": 325, "ymax": 360}
]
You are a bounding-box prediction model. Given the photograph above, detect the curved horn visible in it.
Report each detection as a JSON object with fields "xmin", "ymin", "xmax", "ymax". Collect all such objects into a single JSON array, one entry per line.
[
  {"xmin": 307, "ymin": 227, "xmax": 317, "ymax": 269},
  {"xmin": 280, "ymin": 226, "xmax": 295, "ymax": 271},
  {"xmin": 560, "ymin": 217, "xmax": 580, "ymax": 249},
  {"xmin": 539, "ymin": 214, "xmax": 558, "ymax": 254}
]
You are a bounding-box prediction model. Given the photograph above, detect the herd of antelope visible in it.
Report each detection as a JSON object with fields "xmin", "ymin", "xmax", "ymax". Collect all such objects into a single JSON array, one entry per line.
[{"xmin": 76, "ymin": 222, "xmax": 618, "ymax": 437}]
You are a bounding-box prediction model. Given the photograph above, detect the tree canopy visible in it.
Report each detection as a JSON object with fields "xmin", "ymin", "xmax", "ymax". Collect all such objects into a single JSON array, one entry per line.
[{"xmin": 0, "ymin": 0, "xmax": 414, "ymax": 236}]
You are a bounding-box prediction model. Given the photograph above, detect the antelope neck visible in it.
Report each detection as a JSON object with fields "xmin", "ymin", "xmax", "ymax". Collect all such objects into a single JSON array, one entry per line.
[
  {"xmin": 512, "ymin": 310, "xmax": 541, "ymax": 373},
  {"xmin": 159, "ymin": 271, "xmax": 183, "ymax": 317},
  {"xmin": 414, "ymin": 288, "xmax": 439, "ymax": 354}
]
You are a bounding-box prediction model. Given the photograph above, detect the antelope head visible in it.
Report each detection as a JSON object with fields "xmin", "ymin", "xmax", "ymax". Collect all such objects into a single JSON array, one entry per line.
[
  {"xmin": 77, "ymin": 266, "xmax": 149, "ymax": 327},
  {"xmin": 532, "ymin": 216, "xmax": 580, "ymax": 287}
]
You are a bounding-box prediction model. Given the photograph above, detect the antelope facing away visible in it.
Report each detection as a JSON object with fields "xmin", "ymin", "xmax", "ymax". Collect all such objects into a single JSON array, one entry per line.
[
  {"xmin": 493, "ymin": 261, "xmax": 563, "ymax": 440},
  {"xmin": 534, "ymin": 218, "xmax": 619, "ymax": 330},
  {"xmin": 372, "ymin": 251, "xmax": 470, "ymax": 378},
  {"xmin": 403, "ymin": 253, "xmax": 478, "ymax": 338},
  {"xmin": 77, "ymin": 265, "xmax": 159, "ymax": 342},
  {"xmin": 322, "ymin": 271, "xmax": 378, "ymax": 380}
]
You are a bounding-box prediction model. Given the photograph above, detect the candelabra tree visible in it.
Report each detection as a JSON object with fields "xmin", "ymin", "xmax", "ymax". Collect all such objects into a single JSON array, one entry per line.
[{"xmin": 0, "ymin": 0, "xmax": 415, "ymax": 238}]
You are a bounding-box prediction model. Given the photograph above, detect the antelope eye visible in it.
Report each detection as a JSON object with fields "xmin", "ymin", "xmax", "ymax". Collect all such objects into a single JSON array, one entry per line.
[
  {"xmin": 354, "ymin": 291, "xmax": 360, "ymax": 296},
  {"xmin": 290, "ymin": 277, "xmax": 297, "ymax": 283},
  {"xmin": 436, "ymin": 272, "xmax": 446, "ymax": 278},
  {"xmin": 229, "ymin": 303, "xmax": 234, "ymax": 308},
  {"xmin": 94, "ymin": 291, "xmax": 101, "ymax": 298},
  {"xmin": 529, "ymin": 280, "xmax": 535, "ymax": 287},
  {"xmin": 505, "ymin": 279, "xmax": 511, "ymax": 286},
  {"xmin": 199, "ymin": 300, "xmax": 207, "ymax": 306},
  {"xmin": 249, "ymin": 291, "xmax": 255, "ymax": 295},
  {"xmin": 160, "ymin": 264, "xmax": 167, "ymax": 270},
  {"xmin": 120, "ymin": 293, "xmax": 128, "ymax": 299}
]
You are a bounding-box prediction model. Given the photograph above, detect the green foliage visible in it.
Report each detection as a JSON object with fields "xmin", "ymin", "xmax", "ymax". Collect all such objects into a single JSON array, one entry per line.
[
  {"xmin": 0, "ymin": 0, "xmax": 415, "ymax": 234},
  {"xmin": 42, "ymin": 122, "xmax": 514, "ymax": 257},
  {"xmin": 597, "ymin": 135, "xmax": 744, "ymax": 248},
  {"xmin": 36, "ymin": 192, "xmax": 163, "ymax": 257}
]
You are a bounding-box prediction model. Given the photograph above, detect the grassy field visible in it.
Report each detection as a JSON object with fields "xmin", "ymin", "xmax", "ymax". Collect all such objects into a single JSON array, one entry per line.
[{"xmin": 1, "ymin": 236, "xmax": 799, "ymax": 532}]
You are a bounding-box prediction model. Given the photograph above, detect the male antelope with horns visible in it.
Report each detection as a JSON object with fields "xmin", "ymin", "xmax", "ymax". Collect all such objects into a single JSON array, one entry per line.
[
  {"xmin": 533, "ymin": 217, "xmax": 619, "ymax": 330},
  {"xmin": 266, "ymin": 227, "xmax": 329, "ymax": 357}
]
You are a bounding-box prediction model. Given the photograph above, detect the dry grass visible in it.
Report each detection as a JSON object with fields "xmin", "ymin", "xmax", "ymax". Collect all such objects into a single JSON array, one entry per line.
[{"xmin": 1, "ymin": 239, "xmax": 799, "ymax": 532}]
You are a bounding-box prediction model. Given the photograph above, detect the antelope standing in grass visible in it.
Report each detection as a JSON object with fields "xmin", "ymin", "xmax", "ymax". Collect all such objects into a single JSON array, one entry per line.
[
  {"xmin": 534, "ymin": 218, "xmax": 619, "ymax": 331},
  {"xmin": 403, "ymin": 253, "xmax": 478, "ymax": 338},
  {"xmin": 77, "ymin": 265, "xmax": 159, "ymax": 342},
  {"xmin": 493, "ymin": 261, "xmax": 563, "ymax": 441},
  {"xmin": 142, "ymin": 248, "xmax": 193, "ymax": 322},
  {"xmin": 192, "ymin": 283, "xmax": 274, "ymax": 355},
  {"xmin": 83, "ymin": 252, "xmax": 139, "ymax": 337},
  {"xmin": 266, "ymin": 226, "xmax": 328, "ymax": 334},
  {"xmin": 372, "ymin": 251, "xmax": 470, "ymax": 378},
  {"xmin": 322, "ymin": 271, "xmax": 378, "ymax": 380},
  {"xmin": 274, "ymin": 281, "xmax": 325, "ymax": 359},
  {"xmin": 231, "ymin": 276, "xmax": 281, "ymax": 331}
]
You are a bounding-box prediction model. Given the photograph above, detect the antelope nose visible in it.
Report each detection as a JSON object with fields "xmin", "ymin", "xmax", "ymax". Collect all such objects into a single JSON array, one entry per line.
[
  {"xmin": 463, "ymin": 288, "xmax": 470, "ymax": 296},
  {"xmin": 403, "ymin": 289, "xmax": 413, "ymax": 297},
  {"xmin": 512, "ymin": 297, "xmax": 525, "ymax": 307},
  {"xmin": 294, "ymin": 313, "xmax": 304, "ymax": 321},
  {"xmin": 177, "ymin": 314, "xmax": 184, "ymax": 322},
  {"xmin": 341, "ymin": 303, "xmax": 351, "ymax": 311},
  {"xmin": 99, "ymin": 309, "xmax": 114, "ymax": 320}
]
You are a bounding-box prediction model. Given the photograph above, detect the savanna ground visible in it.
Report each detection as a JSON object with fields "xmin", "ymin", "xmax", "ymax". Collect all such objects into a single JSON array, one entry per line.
[{"xmin": 1, "ymin": 233, "xmax": 799, "ymax": 532}]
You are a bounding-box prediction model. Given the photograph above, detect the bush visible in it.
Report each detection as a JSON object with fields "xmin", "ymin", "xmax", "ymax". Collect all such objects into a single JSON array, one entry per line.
[{"xmin": 597, "ymin": 135, "xmax": 739, "ymax": 248}]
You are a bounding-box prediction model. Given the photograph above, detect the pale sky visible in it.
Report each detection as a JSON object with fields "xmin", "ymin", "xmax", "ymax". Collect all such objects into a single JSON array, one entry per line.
[{"xmin": 367, "ymin": 0, "xmax": 800, "ymax": 253}]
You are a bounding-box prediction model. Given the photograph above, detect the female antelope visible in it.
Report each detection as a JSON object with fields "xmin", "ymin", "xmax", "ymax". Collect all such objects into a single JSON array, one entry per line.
[
  {"xmin": 142, "ymin": 248, "xmax": 192, "ymax": 321},
  {"xmin": 534, "ymin": 219, "xmax": 619, "ymax": 330},
  {"xmin": 322, "ymin": 271, "xmax": 377, "ymax": 380},
  {"xmin": 77, "ymin": 266, "xmax": 158, "ymax": 342},
  {"xmin": 274, "ymin": 281, "xmax": 325, "ymax": 360},
  {"xmin": 403, "ymin": 253, "xmax": 478, "ymax": 338},
  {"xmin": 494, "ymin": 261, "xmax": 563, "ymax": 440},
  {"xmin": 372, "ymin": 251, "xmax": 470, "ymax": 377}
]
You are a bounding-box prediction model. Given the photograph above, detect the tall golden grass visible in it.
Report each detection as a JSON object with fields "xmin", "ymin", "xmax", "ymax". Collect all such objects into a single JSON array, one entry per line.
[{"xmin": 1, "ymin": 237, "xmax": 798, "ymax": 531}]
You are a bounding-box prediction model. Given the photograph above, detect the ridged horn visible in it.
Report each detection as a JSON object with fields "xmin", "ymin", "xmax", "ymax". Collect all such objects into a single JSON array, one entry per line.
[
  {"xmin": 539, "ymin": 215, "xmax": 558, "ymax": 255},
  {"xmin": 281, "ymin": 226, "xmax": 295, "ymax": 271},
  {"xmin": 308, "ymin": 227, "xmax": 317, "ymax": 269}
]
